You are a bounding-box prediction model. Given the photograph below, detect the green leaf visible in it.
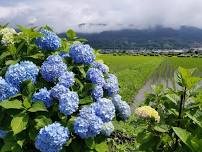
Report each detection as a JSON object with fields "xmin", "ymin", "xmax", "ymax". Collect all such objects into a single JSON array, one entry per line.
[
  {"xmin": 21, "ymin": 80, "xmax": 35, "ymax": 97},
  {"xmin": 66, "ymin": 29, "xmax": 76, "ymax": 40},
  {"xmin": 34, "ymin": 115, "xmax": 52, "ymax": 130},
  {"xmin": 175, "ymin": 67, "xmax": 201, "ymax": 89},
  {"xmin": 28, "ymin": 101, "xmax": 48, "ymax": 112},
  {"xmin": 95, "ymin": 141, "xmax": 108, "ymax": 152},
  {"xmin": 11, "ymin": 113, "xmax": 29, "ymax": 135},
  {"xmin": 22, "ymin": 97, "xmax": 31, "ymax": 109},
  {"xmin": 186, "ymin": 111, "xmax": 202, "ymax": 128},
  {"xmin": 172, "ymin": 127, "xmax": 202, "ymax": 152},
  {"xmin": 153, "ymin": 124, "xmax": 169, "ymax": 133},
  {"xmin": 0, "ymin": 100, "xmax": 24, "ymax": 109},
  {"xmin": 85, "ymin": 138, "xmax": 95, "ymax": 149},
  {"xmin": 5, "ymin": 60, "xmax": 18, "ymax": 66}
]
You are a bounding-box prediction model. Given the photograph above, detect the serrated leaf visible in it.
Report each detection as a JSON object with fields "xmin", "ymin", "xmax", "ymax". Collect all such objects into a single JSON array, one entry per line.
[
  {"xmin": 0, "ymin": 100, "xmax": 24, "ymax": 109},
  {"xmin": 28, "ymin": 101, "xmax": 48, "ymax": 112},
  {"xmin": 11, "ymin": 113, "xmax": 29, "ymax": 135}
]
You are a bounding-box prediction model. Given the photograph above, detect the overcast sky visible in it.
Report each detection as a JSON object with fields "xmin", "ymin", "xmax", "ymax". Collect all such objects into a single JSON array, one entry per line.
[{"xmin": 0, "ymin": 0, "xmax": 202, "ymax": 33}]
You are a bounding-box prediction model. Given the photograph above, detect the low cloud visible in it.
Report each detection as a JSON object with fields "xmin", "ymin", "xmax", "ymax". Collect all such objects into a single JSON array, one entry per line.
[{"xmin": 0, "ymin": 0, "xmax": 202, "ymax": 33}]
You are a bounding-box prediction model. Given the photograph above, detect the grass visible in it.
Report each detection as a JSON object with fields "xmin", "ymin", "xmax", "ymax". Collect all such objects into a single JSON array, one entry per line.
[{"xmin": 101, "ymin": 54, "xmax": 163, "ymax": 103}]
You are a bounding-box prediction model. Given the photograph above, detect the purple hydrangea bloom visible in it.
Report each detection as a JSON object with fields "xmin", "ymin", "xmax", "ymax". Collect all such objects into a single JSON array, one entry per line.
[
  {"xmin": 32, "ymin": 88, "xmax": 53, "ymax": 108},
  {"xmin": 41, "ymin": 55, "xmax": 67, "ymax": 82},
  {"xmin": 87, "ymin": 68, "xmax": 105, "ymax": 86},
  {"xmin": 35, "ymin": 29, "xmax": 61, "ymax": 51},
  {"xmin": 35, "ymin": 122, "xmax": 69, "ymax": 152},
  {"xmin": 58, "ymin": 91, "xmax": 79, "ymax": 116},
  {"xmin": 0, "ymin": 77, "xmax": 19, "ymax": 101},
  {"xmin": 69, "ymin": 43, "xmax": 95, "ymax": 65}
]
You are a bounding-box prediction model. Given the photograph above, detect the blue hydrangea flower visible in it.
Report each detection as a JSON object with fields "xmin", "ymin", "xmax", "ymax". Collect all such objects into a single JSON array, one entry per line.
[
  {"xmin": 59, "ymin": 52, "xmax": 70, "ymax": 58},
  {"xmin": 41, "ymin": 55, "xmax": 67, "ymax": 82},
  {"xmin": 35, "ymin": 122, "xmax": 69, "ymax": 152},
  {"xmin": 91, "ymin": 85, "xmax": 103, "ymax": 100},
  {"xmin": 32, "ymin": 88, "xmax": 53, "ymax": 108},
  {"xmin": 74, "ymin": 114, "xmax": 103, "ymax": 139},
  {"xmin": 0, "ymin": 77, "xmax": 19, "ymax": 101},
  {"xmin": 35, "ymin": 29, "xmax": 61, "ymax": 51},
  {"xmin": 0, "ymin": 129, "xmax": 7, "ymax": 138},
  {"xmin": 112, "ymin": 94, "xmax": 122, "ymax": 109},
  {"xmin": 92, "ymin": 62, "xmax": 109, "ymax": 73},
  {"xmin": 79, "ymin": 106, "xmax": 95, "ymax": 118},
  {"xmin": 112, "ymin": 95, "xmax": 131, "ymax": 120},
  {"xmin": 5, "ymin": 61, "xmax": 39, "ymax": 88},
  {"xmin": 59, "ymin": 91, "xmax": 79, "ymax": 116},
  {"xmin": 104, "ymin": 74, "xmax": 119, "ymax": 96},
  {"xmin": 50, "ymin": 84, "xmax": 69, "ymax": 99},
  {"xmin": 101, "ymin": 122, "xmax": 114, "ymax": 136},
  {"xmin": 92, "ymin": 98, "xmax": 115, "ymax": 122},
  {"xmin": 87, "ymin": 68, "xmax": 105, "ymax": 86},
  {"xmin": 58, "ymin": 71, "xmax": 75, "ymax": 88},
  {"xmin": 69, "ymin": 43, "xmax": 95, "ymax": 65},
  {"xmin": 116, "ymin": 100, "xmax": 131, "ymax": 120}
]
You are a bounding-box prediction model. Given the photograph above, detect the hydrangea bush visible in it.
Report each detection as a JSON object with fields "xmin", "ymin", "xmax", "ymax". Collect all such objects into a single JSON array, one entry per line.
[{"xmin": 0, "ymin": 25, "xmax": 131, "ymax": 152}]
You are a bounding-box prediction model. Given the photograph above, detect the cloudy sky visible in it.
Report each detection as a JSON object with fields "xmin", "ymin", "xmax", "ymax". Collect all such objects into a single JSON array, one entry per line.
[{"xmin": 0, "ymin": 0, "xmax": 202, "ymax": 33}]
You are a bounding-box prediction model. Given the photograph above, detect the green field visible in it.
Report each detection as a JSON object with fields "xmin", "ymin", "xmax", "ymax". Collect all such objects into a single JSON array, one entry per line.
[
  {"xmin": 102, "ymin": 55, "xmax": 202, "ymax": 104},
  {"xmin": 102, "ymin": 55, "xmax": 163, "ymax": 103}
]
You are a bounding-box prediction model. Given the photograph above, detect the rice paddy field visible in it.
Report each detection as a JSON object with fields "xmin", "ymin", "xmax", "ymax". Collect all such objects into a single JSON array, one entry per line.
[{"xmin": 102, "ymin": 55, "xmax": 202, "ymax": 104}]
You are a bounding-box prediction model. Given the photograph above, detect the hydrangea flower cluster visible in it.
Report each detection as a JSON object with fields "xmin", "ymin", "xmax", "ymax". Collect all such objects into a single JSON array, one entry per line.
[
  {"xmin": 135, "ymin": 106, "xmax": 160, "ymax": 123},
  {"xmin": 58, "ymin": 71, "xmax": 75, "ymax": 88},
  {"xmin": 101, "ymin": 122, "xmax": 114, "ymax": 136},
  {"xmin": 41, "ymin": 55, "xmax": 67, "ymax": 82},
  {"xmin": 35, "ymin": 29, "xmax": 61, "ymax": 50},
  {"xmin": 91, "ymin": 85, "xmax": 103, "ymax": 100},
  {"xmin": 35, "ymin": 122, "xmax": 69, "ymax": 152},
  {"xmin": 69, "ymin": 43, "xmax": 95, "ymax": 64},
  {"xmin": 0, "ymin": 77, "xmax": 19, "ymax": 101},
  {"xmin": 112, "ymin": 94, "xmax": 131, "ymax": 120},
  {"xmin": 0, "ymin": 28, "xmax": 132, "ymax": 151},
  {"xmin": 32, "ymin": 88, "xmax": 53, "ymax": 108},
  {"xmin": 104, "ymin": 74, "xmax": 119, "ymax": 96},
  {"xmin": 74, "ymin": 106, "xmax": 103, "ymax": 139},
  {"xmin": 5, "ymin": 61, "xmax": 39, "ymax": 88},
  {"xmin": 74, "ymin": 98, "xmax": 115, "ymax": 138},
  {"xmin": 0, "ymin": 27, "xmax": 16, "ymax": 46},
  {"xmin": 0, "ymin": 129, "xmax": 7, "ymax": 138},
  {"xmin": 58, "ymin": 91, "xmax": 79, "ymax": 116},
  {"xmin": 92, "ymin": 61, "xmax": 109, "ymax": 73},
  {"xmin": 50, "ymin": 84, "xmax": 69, "ymax": 99},
  {"xmin": 59, "ymin": 52, "xmax": 70, "ymax": 58},
  {"xmin": 92, "ymin": 98, "xmax": 115, "ymax": 122},
  {"xmin": 87, "ymin": 68, "xmax": 105, "ymax": 86}
]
